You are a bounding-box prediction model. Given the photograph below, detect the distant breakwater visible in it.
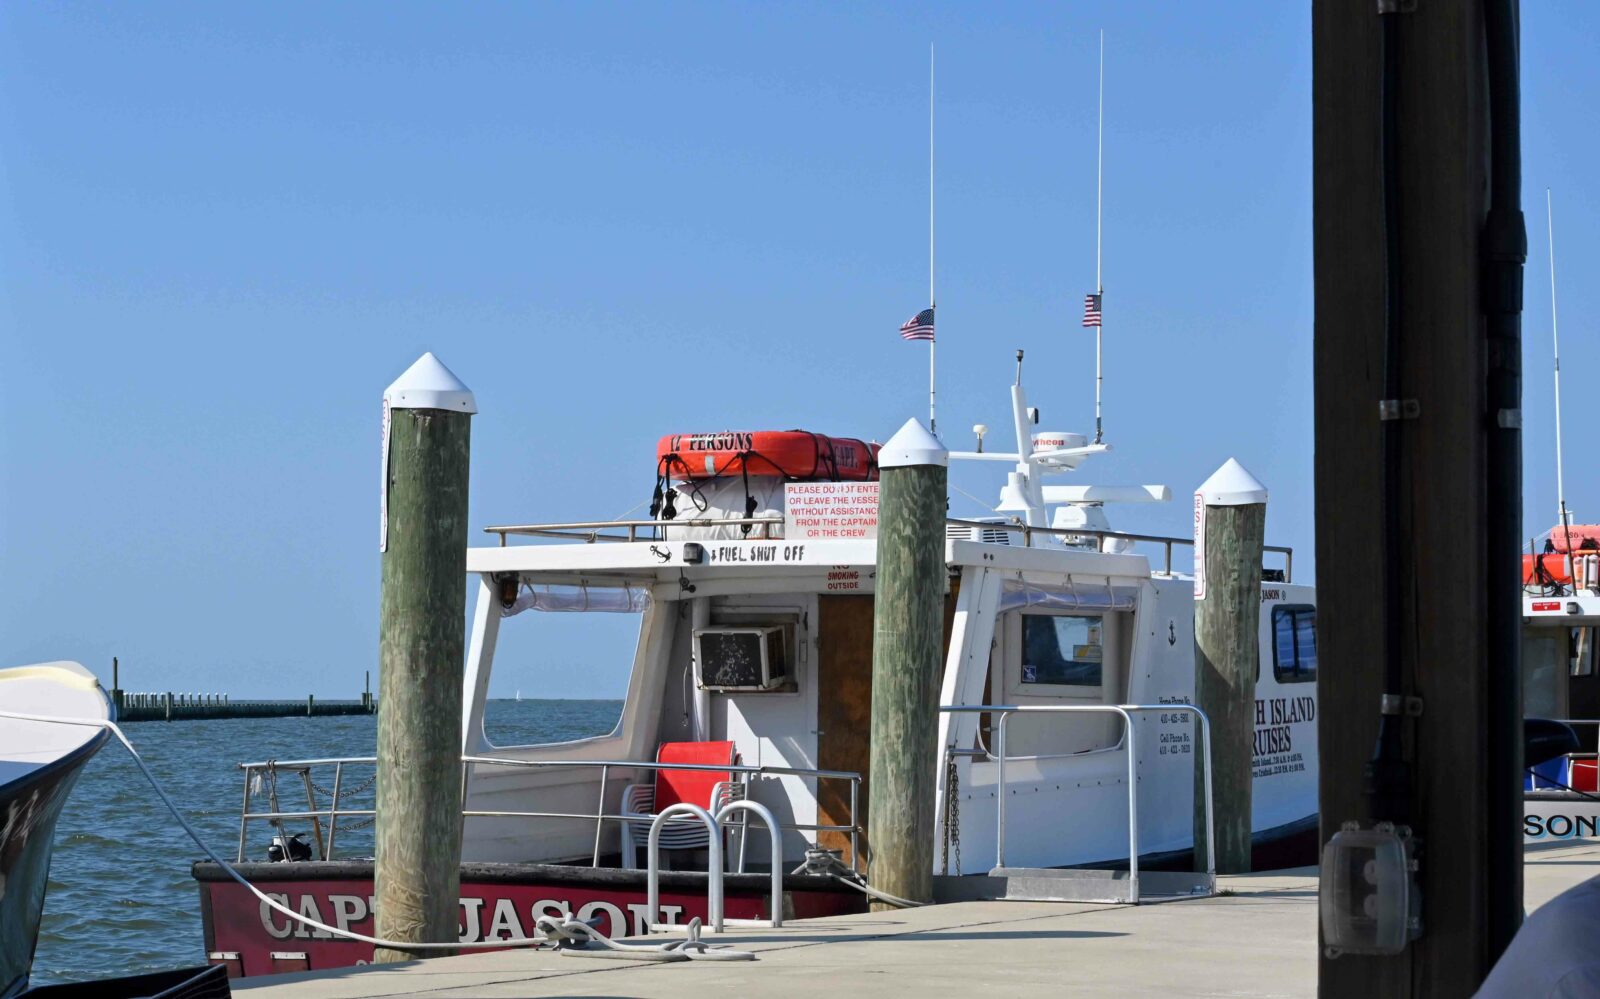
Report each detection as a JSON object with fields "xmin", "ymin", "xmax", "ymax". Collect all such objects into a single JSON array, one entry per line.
[{"xmin": 113, "ymin": 690, "xmax": 375, "ymax": 722}]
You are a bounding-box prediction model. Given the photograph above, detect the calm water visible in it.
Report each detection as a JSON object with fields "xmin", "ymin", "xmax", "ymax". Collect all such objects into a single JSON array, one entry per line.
[{"xmin": 31, "ymin": 699, "xmax": 620, "ymax": 986}]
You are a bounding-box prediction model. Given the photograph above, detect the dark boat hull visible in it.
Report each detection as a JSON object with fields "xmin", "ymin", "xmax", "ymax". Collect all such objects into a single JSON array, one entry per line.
[
  {"xmin": 0, "ymin": 730, "xmax": 108, "ymax": 999},
  {"xmin": 191, "ymin": 860, "xmax": 864, "ymax": 979}
]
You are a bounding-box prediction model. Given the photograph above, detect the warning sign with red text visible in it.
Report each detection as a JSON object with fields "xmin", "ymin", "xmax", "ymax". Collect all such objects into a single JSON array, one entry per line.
[{"xmin": 784, "ymin": 482, "xmax": 879, "ymax": 541}]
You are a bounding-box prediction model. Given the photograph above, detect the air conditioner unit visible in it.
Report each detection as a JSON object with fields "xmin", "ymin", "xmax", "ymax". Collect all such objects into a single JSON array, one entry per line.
[
  {"xmin": 694, "ymin": 626, "xmax": 791, "ymax": 691},
  {"xmin": 946, "ymin": 519, "xmax": 1013, "ymax": 545}
]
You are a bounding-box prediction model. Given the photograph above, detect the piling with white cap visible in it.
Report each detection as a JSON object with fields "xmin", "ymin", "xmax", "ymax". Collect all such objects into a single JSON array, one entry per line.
[
  {"xmin": 373, "ymin": 352, "xmax": 476, "ymax": 962},
  {"xmin": 867, "ymin": 418, "xmax": 948, "ymax": 909},
  {"xmin": 1192, "ymin": 457, "xmax": 1268, "ymax": 874}
]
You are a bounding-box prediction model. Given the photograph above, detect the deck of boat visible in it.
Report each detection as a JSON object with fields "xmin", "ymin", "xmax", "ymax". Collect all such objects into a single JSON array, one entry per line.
[{"xmin": 233, "ymin": 840, "xmax": 1600, "ymax": 998}]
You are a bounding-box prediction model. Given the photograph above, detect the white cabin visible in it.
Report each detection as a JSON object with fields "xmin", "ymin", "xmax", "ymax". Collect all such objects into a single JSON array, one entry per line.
[{"xmin": 455, "ymin": 380, "xmax": 1318, "ymax": 886}]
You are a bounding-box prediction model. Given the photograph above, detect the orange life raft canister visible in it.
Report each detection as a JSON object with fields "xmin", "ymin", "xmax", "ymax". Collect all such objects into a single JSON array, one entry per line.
[
  {"xmin": 1545, "ymin": 525, "xmax": 1600, "ymax": 553},
  {"xmin": 656, "ymin": 431, "xmax": 879, "ymax": 481}
]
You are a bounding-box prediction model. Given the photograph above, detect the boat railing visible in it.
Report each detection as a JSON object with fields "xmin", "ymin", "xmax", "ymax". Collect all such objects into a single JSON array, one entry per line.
[
  {"xmin": 484, "ymin": 518, "xmax": 784, "ymax": 545},
  {"xmin": 483, "ymin": 515, "xmax": 1294, "ymax": 583},
  {"xmin": 233, "ymin": 754, "xmax": 862, "ymax": 872},
  {"xmin": 1528, "ymin": 719, "xmax": 1600, "ymax": 792},
  {"xmin": 940, "ymin": 704, "xmax": 1215, "ymax": 901},
  {"xmin": 946, "ymin": 518, "xmax": 1294, "ymax": 582}
]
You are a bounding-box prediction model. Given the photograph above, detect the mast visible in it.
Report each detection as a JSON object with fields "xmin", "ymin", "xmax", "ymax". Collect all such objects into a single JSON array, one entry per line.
[
  {"xmin": 1093, "ymin": 30, "xmax": 1105, "ymax": 444},
  {"xmin": 929, "ymin": 43, "xmax": 937, "ymax": 434},
  {"xmin": 1548, "ymin": 188, "xmax": 1574, "ymax": 558}
]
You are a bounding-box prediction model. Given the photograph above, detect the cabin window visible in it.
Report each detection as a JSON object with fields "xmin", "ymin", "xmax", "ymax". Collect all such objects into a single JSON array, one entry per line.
[
  {"xmin": 480, "ymin": 584, "xmax": 645, "ymax": 747},
  {"xmin": 1272, "ymin": 605, "xmax": 1317, "ymax": 684},
  {"xmin": 992, "ymin": 609, "xmax": 1129, "ymax": 758},
  {"xmin": 1021, "ymin": 615, "xmax": 1104, "ymax": 687}
]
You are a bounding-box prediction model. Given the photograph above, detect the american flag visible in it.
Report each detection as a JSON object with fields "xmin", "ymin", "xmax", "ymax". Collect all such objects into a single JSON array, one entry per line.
[
  {"xmin": 900, "ymin": 307, "xmax": 935, "ymax": 341},
  {"xmin": 1082, "ymin": 293, "xmax": 1103, "ymax": 328}
]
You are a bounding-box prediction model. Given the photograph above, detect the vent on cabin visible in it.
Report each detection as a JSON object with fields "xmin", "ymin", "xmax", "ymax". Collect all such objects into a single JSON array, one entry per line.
[{"xmin": 946, "ymin": 520, "xmax": 1013, "ymax": 545}]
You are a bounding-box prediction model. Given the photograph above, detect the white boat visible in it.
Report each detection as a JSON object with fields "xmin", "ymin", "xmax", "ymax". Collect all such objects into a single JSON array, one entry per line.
[
  {"xmin": 1521, "ymin": 530, "xmax": 1600, "ymax": 844},
  {"xmin": 0, "ymin": 661, "xmax": 111, "ymax": 998},
  {"xmin": 1519, "ymin": 191, "xmax": 1600, "ymax": 846},
  {"xmin": 194, "ymin": 364, "xmax": 1318, "ymax": 977}
]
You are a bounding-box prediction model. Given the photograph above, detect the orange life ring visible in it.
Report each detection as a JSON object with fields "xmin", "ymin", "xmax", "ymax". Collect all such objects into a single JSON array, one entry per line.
[{"xmin": 656, "ymin": 431, "xmax": 879, "ymax": 480}]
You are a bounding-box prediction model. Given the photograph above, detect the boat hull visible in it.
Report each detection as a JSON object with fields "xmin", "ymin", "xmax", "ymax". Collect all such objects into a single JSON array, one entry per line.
[
  {"xmin": 0, "ymin": 662, "xmax": 111, "ymax": 998},
  {"xmin": 1525, "ymin": 792, "xmax": 1600, "ymax": 843},
  {"xmin": 192, "ymin": 860, "xmax": 863, "ymax": 979},
  {"xmin": 0, "ymin": 727, "xmax": 107, "ymax": 998}
]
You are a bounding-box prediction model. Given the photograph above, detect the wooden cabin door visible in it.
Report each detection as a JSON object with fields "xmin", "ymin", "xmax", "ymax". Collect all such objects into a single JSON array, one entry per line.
[
  {"xmin": 815, "ymin": 588, "xmax": 959, "ymax": 870},
  {"xmin": 817, "ymin": 594, "xmax": 875, "ymax": 867}
]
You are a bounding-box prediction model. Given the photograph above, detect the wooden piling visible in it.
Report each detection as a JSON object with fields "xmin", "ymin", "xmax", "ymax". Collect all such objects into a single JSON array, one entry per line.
[
  {"xmin": 1192, "ymin": 459, "xmax": 1267, "ymax": 875},
  {"xmin": 1314, "ymin": 1, "xmax": 1518, "ymax": 989},
  {"xmin": 373, "ymin": 353, "xmax": 477, "ymax": 963},
  {"xmin": 867, "ymin": 419, "xmax": 948, "ymax": 909}
]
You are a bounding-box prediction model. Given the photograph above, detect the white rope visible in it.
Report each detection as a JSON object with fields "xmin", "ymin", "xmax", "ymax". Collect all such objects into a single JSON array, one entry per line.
[
  {"xmin": 827, "ymin": 874, "xmax": 928, "ymax": 909},
  {"xmin": 787, "ymin": 851, "xmax": 927, "ymax": 909},
  {"xmin": 536, "ymin": 915, "xmax": 753, "ymax": 962},
  {"xmin": 1, "ymin": 710, "xmax": 753, "ymax": 959}
]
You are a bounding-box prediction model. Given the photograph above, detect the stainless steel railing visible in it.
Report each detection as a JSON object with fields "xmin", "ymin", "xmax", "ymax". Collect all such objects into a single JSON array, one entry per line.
[
  {"xmin": 1528, "ymin": 719, "xmax": 1600, "ymax": 791},
  {"xmin": 945, "ymin": 518, "xmax": 1294, "ymax": 582},
  {"xmin": 939, "ymin": 704, "xmax": 1215, "ymax": 901},
  {"xmin": 482, "ymin": 514, "xmax": 1295, "ymax": 583},
  {"xmin": 484, "ymin": 518, "xmax": 784, "ymax": 545},
  {"xmin": 235, "ymin": 754, "xmax": 862, "ymax": 872}
]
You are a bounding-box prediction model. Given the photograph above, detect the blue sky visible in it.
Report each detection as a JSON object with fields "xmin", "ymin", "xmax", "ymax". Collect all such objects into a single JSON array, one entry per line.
[{"xmin": 2, "ymin": 4, "xmax": 1595, "ymax": 699}]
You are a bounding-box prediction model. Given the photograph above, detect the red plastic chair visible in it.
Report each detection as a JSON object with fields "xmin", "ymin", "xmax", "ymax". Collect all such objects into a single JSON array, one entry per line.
[{"xmin": 620, "ymin": 741, "xmax": 743, "ymax": 868}]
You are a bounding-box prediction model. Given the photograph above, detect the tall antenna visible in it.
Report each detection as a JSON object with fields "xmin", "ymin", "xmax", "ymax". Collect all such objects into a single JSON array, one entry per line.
[
  {"xmin": 1548, "ymin": 188, "xmax": 1574, "ymax": 557},
  {"xmin": 928, "ymin": 43, "xmax": 937, "ymax": 434},
  {"xmin": 1093, "ymin": 29, "xmax": 1105, "ymax": 444}
]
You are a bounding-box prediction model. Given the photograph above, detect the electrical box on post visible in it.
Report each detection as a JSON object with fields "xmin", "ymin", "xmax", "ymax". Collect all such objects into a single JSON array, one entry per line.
[{"xmin": 1320, "ymin": 821, "xmax": 1421, "ymax": 957}]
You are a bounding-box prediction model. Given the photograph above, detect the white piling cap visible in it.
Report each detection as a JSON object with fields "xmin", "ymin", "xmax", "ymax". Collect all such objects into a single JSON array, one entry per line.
[
  {"xmin": 879, "ymin": 418, "xmax": 948, "ymax": 468},
  {"xmin": 383, "ymin": 352, "xmax": 477, "ymax": 413},
  {"xmin": 1197, "ymin": 458, "xmax": 1267, "ymax": 506}
]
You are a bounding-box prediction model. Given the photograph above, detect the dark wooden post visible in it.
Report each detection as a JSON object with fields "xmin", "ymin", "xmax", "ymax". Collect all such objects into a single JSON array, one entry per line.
[
  {"xmin": 867, "ymin": 418, "xmax": 947, "ymax": 909},
  {"xmin": 111, "ymin": 657, "xmax": 122, "ymax": 714},
  {"xmin": 1192, "ymin": 459, "xmax": 1267, "ymax": 874},
  {"xmin": 1315, "ymin": 0, "xmax": 1521, "ymax": 991},
  {"xmin": 373, "ymin": 353, "xmax": 476, "ymax": 963}
]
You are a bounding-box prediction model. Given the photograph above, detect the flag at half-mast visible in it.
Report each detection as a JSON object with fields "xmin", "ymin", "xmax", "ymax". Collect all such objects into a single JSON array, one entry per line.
[
  {"xmin": 1082, "ymin": 293, "xmax": 1103, "ymax": 327},
  {"xmin": 900, "ymin": 307, "xmax": 935, "ymax": 341}
]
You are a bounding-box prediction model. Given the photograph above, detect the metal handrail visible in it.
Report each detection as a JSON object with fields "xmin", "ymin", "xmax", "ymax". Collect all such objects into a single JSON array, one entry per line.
[
  {"xmin": 479, "ymin": 515, "xmax": 1294, "ymax": 583},
  {"xmin": 1534, "ymin": 719, "xmax": 1600, "ymax": 779},
  {"xmin": 944, "ymin": 518, "xmax": 1294, "ymax": 582},
  {"xmin": 238, "ymin": 755, "xmax": 861, "ymax": 780},
  {"xmin": 939, "ymin": 703, "xmax": 1215, "ymax": 902},
  {"xmin": 236, "ymin": 754, "xmax": 861, "ymax": 870},
  {"xmin": 715, "ymin": 800, "xmax": 784, "ymax": 929},
  {"xmin": 645, "ymin": 804, "xmax": 723, "ymax": 932},
  {"xmin": 484, "ymin": 518, "xmax": 784, "ymax": 546}
]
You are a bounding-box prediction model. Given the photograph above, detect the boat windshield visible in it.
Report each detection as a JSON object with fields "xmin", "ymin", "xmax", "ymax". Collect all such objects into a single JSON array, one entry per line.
[{"xmin": 484, "ymin": 582, "xmax": 651, "ymax": 747}]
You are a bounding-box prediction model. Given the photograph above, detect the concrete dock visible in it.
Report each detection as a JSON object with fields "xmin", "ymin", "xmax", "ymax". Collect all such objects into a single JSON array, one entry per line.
[{"xmin": 235, "ymin": 841, "xmax": 1600, "ymax": 998}]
